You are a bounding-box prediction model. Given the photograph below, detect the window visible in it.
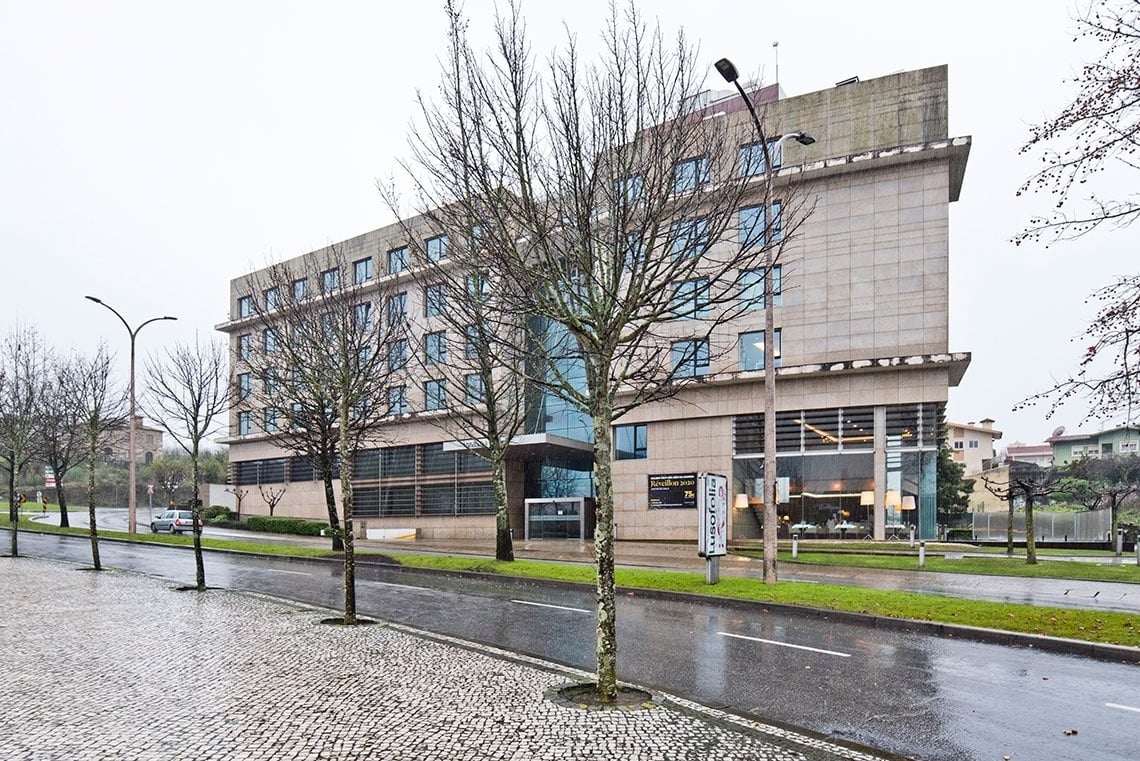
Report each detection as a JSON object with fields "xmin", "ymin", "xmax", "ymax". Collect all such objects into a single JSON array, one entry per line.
[
  {"xmin": 739, "ymin": 202, "xmax": 782, "ymax": 249},
  {"xmin": 465, "ymin": 374, "xmax": 485, "ymax": 405},
  {"xmin": 968, "ymin": 440, "xmax": 979, "ymax": 449},
  {"xmin": 238, "ymin": 295, "xmax": 253, "ymax": 318},
  {"xmin": 1121, "ymin": 441, "xmax": 1138, "ymax": 453},
  {"xmin": 464, "ymin": 324, "xmax": 481, "ymax": 359},
  {"xmin": 425, "ymin": 331, "xmax": 447, "ymax": 365},
  {"xmin": 322, "ymin": 268, "xmax": 340, "ymax": 293},
  {"xmin": 387, "ymin": 385, "xmax": 407, "ymax": 415},
  {"xmin": 264, "ymin": 368, "xmax": 279, "ymax": 396},
  {"xmin": 425, "ymin": 379, "xmax": 447, "ymax": 411},
  {"xmin": 1071, "ymin": 445, "xmax": 1085, "ymax": 457},
  {"xmin": 238, "ymin": 334, "xmax": 252, "ymax": 362},
  {"xmin": 387, "ymin": 292, "xmax": 407, "ymax": 324},
  {"xmin": 353, "ymin": 257, "xmax": 373, "ymax": 284},
  {"xmin": 425, "ymin": 283, "xmax": 447, "ymax": 317},
  {"xmin": 615, "ymin": 424, "xmax": 647, "ymax": 460},
  {"xmin": 740, "ymin": 329, "xmax": 782, "ymax": 371},
  {"xmin": 741, "ymin": 266, "xmax": 782, "ymax": 309},
  {"xmin": 953, "ymin": 440, "xmax": 965, "ymax": 450},
  {"xmin": 670, "ymin": 217, "xmax": 708, "ymax": 260},
  {"xmin": 624, "ymin": 231, "xmax": 645, "ymax": 271},
  {"xmin": 264, "ymin": 408, "xmax": 279, "ymax": 433},
  {"xmin": 673, "ymin": 156, "xmax": 709, "ymax": 193},
  {"xmin": 672, "ymin": 339, "xmax": 709, "ymax": 377},
  {"xmin": 238, "ymin": 411, "xmax": 252, "ymax": 436},
  {"xmin": 672, "ymin": 278, "xmax": 709, "ymax": 318},
  {"xmin": 740, "ymin": 140, "xmax": 782, "ymax": 177},
  {"xmin": 465, "ymin": 273, "xmax": 491, "ymax": 300},
  {"xmin": 426, "ymin": 234, "xmax": 448, "ymax": 262},
  {"xmin": 264, "ymin": 287, "xmax": 279, "ymax": 310},
  {"xmin": 387, "ymin": 339, "xmax": 407, "ymax": 373},
  {"xmin": 238, "ymin": 373, "xmax": 252, "ymax": 400},
  {"xmin": 387, "ymin": 246, "xmax": 409, "ymax": 275},
  {"xmin": 263, "ymin": 328, "xmax": 279, "ymax": 355},
  {"xmin": 615, "ymin": 174, "xmax": 643, "ymax": 205},
  {"xmin": 290, "ymin": 402, "xmax": 304, "ymax": 429},
  {"xmin": 353, "ymin": 302, "xmax": 372, "ymax": 331},
  {"xmin": 292, "ymin": 277, "xmax": 308, "ymax": 300}
]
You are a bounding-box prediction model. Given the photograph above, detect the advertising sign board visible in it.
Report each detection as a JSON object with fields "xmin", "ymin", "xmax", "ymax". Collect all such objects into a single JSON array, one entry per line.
[
  {"xmin": 697, "ymin": 472, "xmax": 728, "ymax": 558},
  {"xmin": 648, "ymin": 473, "xmax": 697, "ymax": 510}
]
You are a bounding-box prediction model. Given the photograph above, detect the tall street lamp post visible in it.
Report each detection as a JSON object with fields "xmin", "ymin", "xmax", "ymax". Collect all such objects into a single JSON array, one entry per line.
[
  {"xmin": 715, "ymin": 57, "xmax": 814, "ymax": 583},
  {"xmin": 86, "ymin": 296, "xmax": 176, "ymax": 535}
]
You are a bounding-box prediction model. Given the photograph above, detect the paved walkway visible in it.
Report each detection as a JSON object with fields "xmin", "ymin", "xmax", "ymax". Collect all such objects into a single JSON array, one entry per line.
[{"xmin": 1, "ymin": 556, "xmax": 889, "ymax": 761}]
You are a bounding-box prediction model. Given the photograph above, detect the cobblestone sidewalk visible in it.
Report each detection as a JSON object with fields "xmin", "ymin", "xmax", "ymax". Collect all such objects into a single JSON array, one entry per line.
[{"xmin": 0, "ymin": 557, "xmax": 888, "ymax": 760}]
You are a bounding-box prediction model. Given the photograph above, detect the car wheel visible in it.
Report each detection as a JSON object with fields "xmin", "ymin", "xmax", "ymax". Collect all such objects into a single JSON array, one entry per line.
[
  {"xmin": 173, "ymin": 528, "xmax": 181, "ymax": 535},
  {"xmin": 150, "ymin": 523, "xmax": 158, "ymax": 533}
]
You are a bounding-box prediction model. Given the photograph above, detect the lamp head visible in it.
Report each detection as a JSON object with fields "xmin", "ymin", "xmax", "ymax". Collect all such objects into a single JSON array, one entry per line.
[
  {"xmin": 714, "ymin": 58, "xmax": 740, "ymax": 84},
  {"xmin": 85, "ymin": 295, "xmax": 102, "ymax": 304},
  {"xmin": 792, "ymin": 131, "xmax": 816, "ymax": 146}
]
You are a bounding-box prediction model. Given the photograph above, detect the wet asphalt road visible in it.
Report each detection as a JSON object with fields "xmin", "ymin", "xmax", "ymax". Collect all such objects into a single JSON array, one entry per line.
[{"xmin": 12, "ymin": 529, "xmax": 1140, "ymax": 761}]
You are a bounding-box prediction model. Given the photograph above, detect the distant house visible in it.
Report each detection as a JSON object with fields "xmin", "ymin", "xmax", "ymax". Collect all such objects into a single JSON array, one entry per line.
[
  {"xmin": 946, "ymin": 418, "xmax": 1001, "ymax": 475},
  {"xmin": 1048, "ymin": 425, "xmax": 1140, "ymax": 467},
  {"xmin": 102, "ymin": 416, "xmax": 165, "ymax": 465},
  {"xmin": 1004, "ymin": 442, "xmax": 1053, "ymax": 468}
]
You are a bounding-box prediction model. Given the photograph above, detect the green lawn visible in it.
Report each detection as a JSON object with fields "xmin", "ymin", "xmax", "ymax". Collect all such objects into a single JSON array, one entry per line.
[{"xmin": 5, "ymin": 517, "xmax": 1139, "ymax": 649}]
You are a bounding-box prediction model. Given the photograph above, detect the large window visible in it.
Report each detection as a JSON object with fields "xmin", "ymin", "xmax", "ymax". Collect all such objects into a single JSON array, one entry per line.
[
  {"xmin": 264, "ymin": 287, "xmax": 279, "ymax": 310},
  {"xmin": 238, "ymin": 295, "xmax": 253, "ymax": 318},
  {"xmin": 387, "ymin": 339, "xmax": 407, "ymax": 373},
  {"xmin": 388, "ymin": 246, "xmax": 408, "ymax": 275},
  {"xmin": 739, "ymin": 203, "xmax": 782, "ymax": 249},
  {"xmin": 238, "ymin": 334, "xmax": 252, "ymax": 362},
  {"xmin": 740, "ymin": 329, "xmax": 781, "ymax": 370},
  {"xmin": 353, "ymin": 257, "xmax": 373, "ymax": 283},
  {"xmin": 614, "ymin": 424, "xmax": 647, "ymax": 460},
  {"xmin": 425, "ymin": 284, "xmax": 447, "ymax": 317},
  {"xmin": 354, "ymin": 302, "xmax": 372, "ymax": 331},
  {"xmin": 263, "ymin": 328, "xmax": 279, "ymax": 355},
  {"xmin": 464, "ymin": 324, "xmax": 480, "ymax": 359},
  {"xmin": 741, "ymin": 266, "xmax": 782, "ymax": 309},
  {"xmin": 387, "ymin": 292, "xmax": 407, "ymax": 324},
  {"xmin": 237, "ymin": 373, "xmax": 252, "ymax": 400},
  {"xmin": 673, "ymin": 156, "xmax": 709, "ymax": 193},
  {"xmin": 464, "ymin": 373, "xmax": 485, "ymax": 405},
  {"xmin": 425, "ymin": 331, "xmax": 447, "ymax": 365},
  {"xmin": 672, "ymin": 278, "xmax": 709, "ymax": 318},
  {"xmin": 426, "ymin": 234, "xmax": 448, "ymax": 262},
  {"xmin": 238, "ymin": 411, "xmax": 252, "ymax": 436},
  {"xmin": 387, "ymin": 385, "xmax": 407, "ymax": 415},
  {"xmin": 322, "ymin": 268, "xmax": 340, "ymax": 293},
  {"xmin": 670, "ymin": 217, "xmax": 709, "ymax": 260},
  {"xmin": 264, "ymin": 408, "xmax": 279, "ymax": 433},
  {"xmin": 292, "ymin": 277, "xmax": 308, "ymax": 300},
  {"xmin": 739, "ymin": 140, "xmax": 782, "ymax": 177},
  {"xmin": 671, "ymin": 339, "xmax": 709, "ymax": 377},
  {"xmin": 615, "ymin": 174, "xmax": 643, "ymax": 205},
  {"xmin": 425, "ymin": 379, "xmax": 447, "ymax": 411}
]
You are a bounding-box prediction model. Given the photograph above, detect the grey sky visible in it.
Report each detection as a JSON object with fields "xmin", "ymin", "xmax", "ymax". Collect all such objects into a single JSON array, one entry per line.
[{"xmin": 1, "ymin": 0, "xmax": 1134, "ymax": 447}]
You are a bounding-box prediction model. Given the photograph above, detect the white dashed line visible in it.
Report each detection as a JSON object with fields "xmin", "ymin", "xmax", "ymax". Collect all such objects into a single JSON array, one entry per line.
[
  {"xmin": 1107, "ymin": 702, "xmax": 1140, "ymax": 714},
  {"xmin": 718, "ymin": 631, "xmax": 851, "ymax": 658},
  {"xmin": 511, "ymin": 599, "xmax": 591, "ymax": 614}
]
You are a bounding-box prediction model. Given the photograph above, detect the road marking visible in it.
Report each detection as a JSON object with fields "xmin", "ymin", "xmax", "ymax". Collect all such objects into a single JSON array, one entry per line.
[
  {"xmin": 275, "ymin": 570, "xmax": 310, "ymax": 576},
  {"xmin": 718, "ymin": 631, "xmax": 851, "ymax": 658},
  {"xmin": 511, "ymin": 599, "xmax": 591, "ymax": 614},
  {"xmin": 1106, "ymin": 702, "xmax": 1140, "ymax": 714}
]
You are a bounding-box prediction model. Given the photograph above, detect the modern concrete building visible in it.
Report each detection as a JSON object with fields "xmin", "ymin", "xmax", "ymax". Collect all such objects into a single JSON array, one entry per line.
[
  {"xmin": 946, "ymin": 418, "xmax": 1001, "ymax": 475},
  {"xmin": 218, "ymin": 65, "xmax": 970, "ymax": 542}
]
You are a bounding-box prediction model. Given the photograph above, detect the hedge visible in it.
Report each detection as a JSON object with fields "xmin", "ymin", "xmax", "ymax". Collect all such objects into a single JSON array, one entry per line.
[{"xmin": 245, "ymin": 515, "xmax": 330, "ymax": 536}]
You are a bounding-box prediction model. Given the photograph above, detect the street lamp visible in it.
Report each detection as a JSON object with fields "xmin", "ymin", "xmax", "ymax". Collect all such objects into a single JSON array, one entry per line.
[
  {"xmin": 86, "ymin": 296, "xmax": 176, "ymax": 535},
  {"xmin": 715, "ymin": 57, "xmax": 814, "ymax": 583}
]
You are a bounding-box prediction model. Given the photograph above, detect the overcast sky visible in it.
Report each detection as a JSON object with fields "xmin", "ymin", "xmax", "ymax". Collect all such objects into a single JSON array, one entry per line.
[{"xmin": 1, "ymin": 0, "xmax": 1134, "ymax": 447}]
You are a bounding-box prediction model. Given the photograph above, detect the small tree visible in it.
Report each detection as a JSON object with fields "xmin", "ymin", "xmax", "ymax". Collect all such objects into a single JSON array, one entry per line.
[
  {"xmin": 936, "ymin": 441, "xmax": 974, "ymax": 514},
  {"xmin": 258, "ymin": 483, "xmax": 286, "ymax": 516},
  {"xmin": 144, "ymin": 335, "xmax": 228, "ymax": 591},
  {"xmin": 40, "ymin": 350, "xmax": 97, "ymax": 528},
  {"xmin": 73, "ymin": 345, "xmax": 127, "ymax": 570},
  {"xmin": 982, "ymin": 463, "xmax": 1062, "ymax": 564},
  {"xmin": 146, "ymin": 457, "xmax": 188, "ymax": 507},
  {"xmin": 0, "ymin": 325, "xmax": 48, "ymax": 557},
  {"xmin": 225, "ymin": 485, "xmax": 249, "ymax": 519}
]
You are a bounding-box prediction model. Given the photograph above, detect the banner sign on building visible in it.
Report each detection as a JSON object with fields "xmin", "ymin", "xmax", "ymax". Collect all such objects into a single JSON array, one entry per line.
[
  {"xmin": 697, "ymin": 472, "xmax": 728, "ymax": 558},
  {"xmin": 648, "ymin": 473, "xmax": 697, "ymax": 510}
]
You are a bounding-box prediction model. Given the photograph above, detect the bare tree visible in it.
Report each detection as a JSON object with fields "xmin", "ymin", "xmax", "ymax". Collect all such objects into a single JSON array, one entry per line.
[
  {"xmin": 225, "ymin": 485, "xmax": 249, "ymax": 519},
  {"xmin": 258, "ymin": 483, "xmax": 286, "ymax": 516},
  {"xmin": 1016, "ymin": 0, "xmax": 1140, "ymax": 245},
  {"xmin": 40, "ymin": 350, "xmax": 96, "ymax": 528},
  {"xmin": 144, "ymin": 335, "xmax": 228, "ymax": 591},
  {"xmin": 73, "ymin": 345, "xmax": 128, "ymax": 570},
  {"xmin": 238, "ymin": 253, "xmax": 405, "ymax": 624},
  {"xmin": 399, "ymin": 1, "xmax": 812, "ymax": 701},
  {"xmin": 982, "ymin": 463, "xmax": 1063, "ymax": 564},
  {"xmin": 1063, "ymin": 453, "xmax": 1140, "ymax": 553},
  {"xmin": 0, "ymin": 325, "xmax": 49, "ymax": 557}
]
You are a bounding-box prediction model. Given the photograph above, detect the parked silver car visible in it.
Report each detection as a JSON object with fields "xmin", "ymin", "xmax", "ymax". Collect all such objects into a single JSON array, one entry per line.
[{"xmin": 150, "ymin": 509, "xmax": 203, "ymax": 535}]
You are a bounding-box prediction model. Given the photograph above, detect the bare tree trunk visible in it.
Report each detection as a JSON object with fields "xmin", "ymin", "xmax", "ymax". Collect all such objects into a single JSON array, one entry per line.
[
  {"xmin": 87, "ymin": 457, "xmax": 100, "ymax": 571},
  {"xmin": 8, "ymin": 457, "xmax": 17, "ymax": 558},
  {"xmin": 191, "ymin": 456, "xmax": 206, "ymax": 591},
  {"xmin": 58, "ymin": 480, "xmax": 70, "ymax": 528},
  {"xmin": 591, "ymin": 385, "xmax": 617, "ymax": 704},
  {"xmin": 1006, "ymin": 493, "xmax": 1015, "ymax": 557},
  {"xmin": 1024, "ymin": 493, "xmax": 1037, "ymax": 565},
  {"xmin": 338, "ymin": 419, "xmax": 356, "ymax": 625},
  {"xmin": 493, "ymin": 451, "xmax": 514, "ymax": 562},
  {"xmin": 322, "ymin": 474, "xmax": 344, "ymax": 552}
]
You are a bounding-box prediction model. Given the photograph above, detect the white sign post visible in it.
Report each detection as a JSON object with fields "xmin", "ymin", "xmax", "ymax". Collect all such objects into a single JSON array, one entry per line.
[{"xmin": 697, "ymin": 472, "xmax": 728, "ymax": 584}]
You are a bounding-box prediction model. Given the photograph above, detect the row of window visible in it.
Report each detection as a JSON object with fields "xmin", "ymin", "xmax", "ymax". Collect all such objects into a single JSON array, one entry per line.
[
  {"xmin": 670, "ymin": 140, "xmax": 784, "ymax": 195},
  {"xmin": 231, "ymin": 442, "xmax": 490, "ymax": 487},
  {"xmin": 671, "ymin": 330, "xmax": 782, "ymax": 378},
  {"xmin": 235, "ymin": 235, "xmax": 450, "ymax": 319},
  {"xmin": 733, "ymin": 404, "xmax": 943, "ymax": 455},
  {"xmin": 952, "ymin": 440, "xmax": 981, "ymax": 450}
]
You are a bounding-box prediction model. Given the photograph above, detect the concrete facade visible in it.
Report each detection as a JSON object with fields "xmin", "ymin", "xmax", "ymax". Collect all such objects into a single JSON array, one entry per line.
[{"xmin": 218, "ymin": 65, "xmax": 970, "ymax": 543}]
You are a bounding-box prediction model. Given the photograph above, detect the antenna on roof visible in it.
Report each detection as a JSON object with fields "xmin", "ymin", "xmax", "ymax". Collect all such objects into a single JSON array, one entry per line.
[
  {"xmin": 772, "ymin": 41, "xmax": 779, "ymax": 88},
  {"xmin": 1051, "ymin": 425, "xmax": 1065, "ymax": 438}
]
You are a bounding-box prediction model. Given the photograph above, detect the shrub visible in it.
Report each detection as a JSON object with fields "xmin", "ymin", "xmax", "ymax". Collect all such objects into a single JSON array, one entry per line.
[
  {"xmin": 946, "ymin": 528, "xmax": 973, "ymax": 542},
  {"xmin": 202, "ymin": 505, "xmax": 235, "ymax": 521},
  {"xmin": 245, "ymin": 515, "xmax": 329, "ymax": 536}
]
